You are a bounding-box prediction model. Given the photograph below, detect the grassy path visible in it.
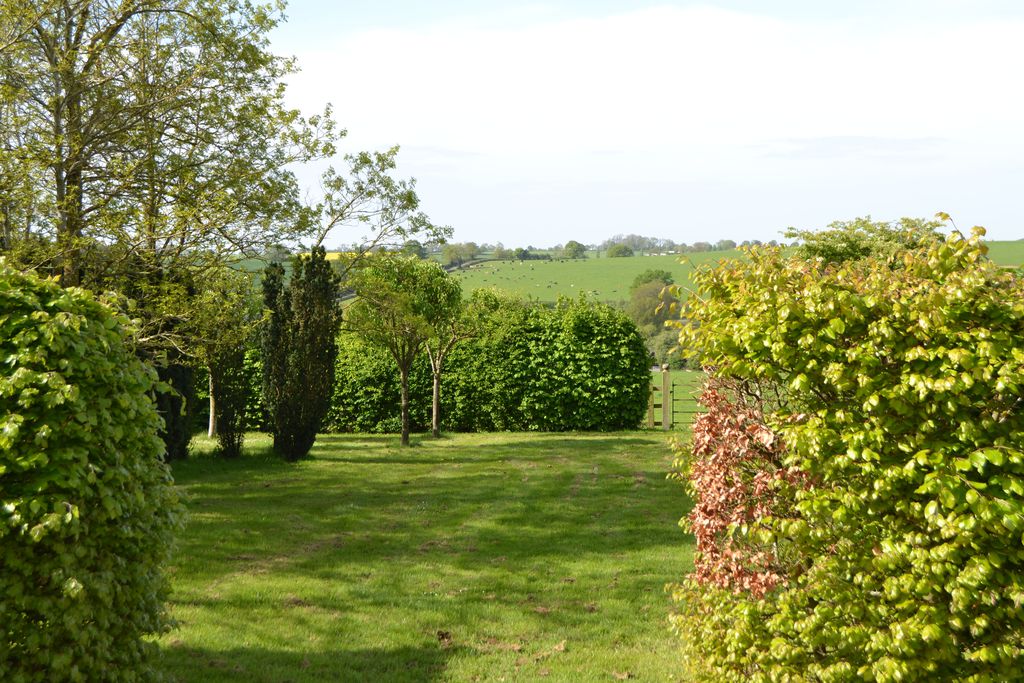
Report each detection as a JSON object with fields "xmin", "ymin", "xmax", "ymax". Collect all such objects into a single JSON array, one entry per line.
[{"xmin": 159, "ymin": 432, "xmax": 693, "ymax": 682}]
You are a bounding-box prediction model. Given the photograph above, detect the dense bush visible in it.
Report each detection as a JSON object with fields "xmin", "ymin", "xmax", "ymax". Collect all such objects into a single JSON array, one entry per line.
[
  {"xmin": 444, "ymin": 294, "xmax": 652, "ymax": 431},
  {"xmin": 0, "ymin": 264, "xmax": 181, "ymax": 681},
  {"xmin": 325, "ymin": 334, "xmax": 432, "ymax": 434},
  {"xmin": 785, "ymin": 215, "xmax": 943, "ymax": 264},
  {"xmin": 209, "ymin": 344, "xmax": 249, "ymax": 458},
  {"xmin": 154, "ymin": 363, "xmax": 195, "ymax": 461},
  {"xmin": 325, "ymin": 293, "xmax": 651, "ymax": 433},
  {"xmin": 670, "ymin": 230, "xmax": 1024, "ymax": 681},
  {"xmin": 606, "ymin": 243, "xmax": 634, "ymax": 258}
]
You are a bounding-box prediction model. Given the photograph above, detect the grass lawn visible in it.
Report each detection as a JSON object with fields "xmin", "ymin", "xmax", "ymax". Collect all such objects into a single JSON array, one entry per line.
[{"xmin": 159, "ymin": 431, "xmax": 693, "ymax": 682}]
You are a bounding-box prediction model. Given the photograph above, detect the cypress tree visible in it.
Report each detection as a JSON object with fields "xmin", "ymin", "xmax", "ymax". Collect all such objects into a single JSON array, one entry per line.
[{"xmin": 261, "ymin": 247, "xmax": 341, "ymax": 461}]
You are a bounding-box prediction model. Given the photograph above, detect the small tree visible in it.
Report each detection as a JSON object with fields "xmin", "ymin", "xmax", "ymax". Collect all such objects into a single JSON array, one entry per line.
[
  {"xmin": 192, "ymin": 268, "xmax": 260, "ymax": 458},
  {"xmin": 261, "ymin": 246, "xmax": 342, "ymax": 461},
  {"xmin": 347, "ymin": 256, "xmax": 460, "ymax": 446},
  {"xmin": 425, "ymin": 292, "xmax": 475, "ymax": 438},
  {"xmin": 562, "ymin": 240, "xmax": 587, "ymax": 259},
  {"xmin": 606, "ymin": 243, "xmax": 634, "ymax": 258}
]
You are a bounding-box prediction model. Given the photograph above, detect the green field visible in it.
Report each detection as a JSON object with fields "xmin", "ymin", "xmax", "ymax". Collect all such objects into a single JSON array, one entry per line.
[
  {"xmin": 455, "ymin": 251, "xmax": 734, "ymax": 304},
  {"xmin": 159, "ymin": 432, "xmax": 692, "ymax": 682},
  {"xmin": 987, "ymin": 240, "xmax": 1024, "ymax": 267},
  {"xmin": 454, "ymin": 241, "xmax": 1024, "ymax": 304}
]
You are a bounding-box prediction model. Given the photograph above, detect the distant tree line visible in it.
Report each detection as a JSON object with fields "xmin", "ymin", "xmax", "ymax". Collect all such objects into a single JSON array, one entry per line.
[{"xmin": 598, "ymin": 234, "xmax": 782, "ymax": 255}]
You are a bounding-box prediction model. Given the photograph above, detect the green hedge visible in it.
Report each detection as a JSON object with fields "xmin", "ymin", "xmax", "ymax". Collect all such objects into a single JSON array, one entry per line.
[
  {"xmin": 238, "ymin": 294, "xmax": 653, "ymax": 434},
  {"xmin": 329, "ymin": 294, "xmax": 652, "ymax": 433},
  {"xmin": 324, "ymin": 335, "xmax": 432, "ymax": 434},
  {"xmin": 0, "ymin": 264, "xmax": 182, "ymax": 681},
  {"xmin": 670, "ymin": 231, "xmax": 1024, "ymax": 681}
]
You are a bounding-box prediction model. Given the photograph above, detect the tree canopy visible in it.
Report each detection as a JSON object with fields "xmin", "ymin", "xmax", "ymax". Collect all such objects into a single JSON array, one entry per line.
[
  {"xmin": 346, "ymin": 255, "xmax": 461, "ymax": 446},
  {"xmin": 785, "ymin": 215, "xmax": 944, "ymax": 265},
  {"xmin": 0, "ymin": 0, "xmax": 337, "ymax": 287}
]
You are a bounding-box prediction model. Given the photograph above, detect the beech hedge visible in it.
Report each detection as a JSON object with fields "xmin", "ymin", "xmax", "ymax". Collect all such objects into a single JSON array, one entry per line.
[
  {"xmin": 209, "ymin": 294, "xmax": 651, "ymax": 434},
  {"xmin": 670, "ymin": 230, "xmax": 1024, "ymax": 681},
  {"xmin": 324, "ymin": 293, "xmax": 652, "ymax": 433},
  {"xmin": 0, "ymin": 264, "xmax": 181, "ymax": 681},
  {"xmin": 349, "ymin": 294, "xmax": 651, "ymax": 432}
]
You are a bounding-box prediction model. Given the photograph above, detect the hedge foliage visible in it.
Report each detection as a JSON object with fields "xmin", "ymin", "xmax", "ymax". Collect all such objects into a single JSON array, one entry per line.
[
  {"xmin": 0, "ymin": 264, "xmax": 181, "ymax": 681},
  {"xmin": 325, "ymin": 334, "xmax": 432, "ymax": 434},
  {"xmin": 670, "ymin": 230, "xmax": 1024, "ymax": 681},
  {"xmin": 327, "ymin": 293, "xmax": 652, "ymax": 433}
]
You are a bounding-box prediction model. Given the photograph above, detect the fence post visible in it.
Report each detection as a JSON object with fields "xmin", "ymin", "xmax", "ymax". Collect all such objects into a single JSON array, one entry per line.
[
  {"xmin": 661, "ymin": 366, "xmax": 671, "ymax": 430},
  {"xmin": 647, "ymin": 384, "xmax": 655, "ymax": 429}
]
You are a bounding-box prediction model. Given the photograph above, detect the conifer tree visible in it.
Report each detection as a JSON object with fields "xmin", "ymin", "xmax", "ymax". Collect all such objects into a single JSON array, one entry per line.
[{"xmin": 261, "ymin": 247, "xmax": 341, "ymax": 461}]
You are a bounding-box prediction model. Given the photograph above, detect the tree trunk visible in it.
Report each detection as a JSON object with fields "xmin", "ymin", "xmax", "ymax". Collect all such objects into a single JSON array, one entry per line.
[
  {"xmin": 400, "ymin": 366, "xmax": 411, "ymax": 447},
  {"xmin": 208, "ymin": 371, "xmax": 217, "ymax": 437},
  {"xmin": 431, "ymin": 370, "xmax": 441, "ymax": 438}
]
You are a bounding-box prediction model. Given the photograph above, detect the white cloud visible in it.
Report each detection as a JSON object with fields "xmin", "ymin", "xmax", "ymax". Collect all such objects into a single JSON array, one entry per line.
[{"xmin": 281, "ymin": 5, "xmax": 1024, "ymax": 244}]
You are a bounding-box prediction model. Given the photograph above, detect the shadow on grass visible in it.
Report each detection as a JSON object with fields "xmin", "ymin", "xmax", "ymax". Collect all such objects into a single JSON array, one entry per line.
[
  {"xmin": 311, "ymin": 433, "xmax": 664, "ymax": 466},
  {"xmin": 161, "ymin": 643, "xmax": 459, "ymax": 683},
  {"xmin": 167, "ymin": 442, "xmax": 691, "ymax": 597}
]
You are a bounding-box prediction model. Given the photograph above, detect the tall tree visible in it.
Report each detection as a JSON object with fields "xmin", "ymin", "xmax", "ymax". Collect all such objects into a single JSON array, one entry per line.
[
  {"xmin": 2, "ymin": 1, "xmax": 452, "ymax": 459},
  {"xmin": 0, "ymin": 0, "xmax": 338, "ymax": 459},
  {"xmin": 0, "ymin": 0, "xmax": 336, "ymax": 288},
  {"xmin": 562, "ymin": 240, "xmax": 587, "ymax": 259},
  {"xmin": 346, "ymin": 255, "xmax": 460, "ymax": 446},
  {"xmin": 261, "ymin": 246, "xmax": 342, "ymax": 461}
]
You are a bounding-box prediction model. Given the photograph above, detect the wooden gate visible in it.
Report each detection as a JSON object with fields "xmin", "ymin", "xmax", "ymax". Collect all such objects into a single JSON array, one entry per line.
[{"xmin": 647, "ymin": 369, "xmax": 702, "ymax": 430}]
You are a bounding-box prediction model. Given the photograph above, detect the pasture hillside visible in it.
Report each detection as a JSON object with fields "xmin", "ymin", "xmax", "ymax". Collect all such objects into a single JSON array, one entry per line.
[
  {"xmin": 987, "ymin": 239, "xmax": 1024, "ymax": 267},
  {"xmin": 455, "ymin": 240, "xmax": 1024, "ymax": 303},
  {"xmin": 229, "ymin": 240, "xmax": 1020, "ymax": 298},
  {"xmin": 454, "ymin": 251, "xmax": 735, "ymax": 303}
]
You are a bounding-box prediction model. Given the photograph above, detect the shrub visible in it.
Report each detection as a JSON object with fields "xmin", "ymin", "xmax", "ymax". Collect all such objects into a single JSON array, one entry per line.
[
  {"xmin": 670, "ymin": 230, "xmax": 1024, "ymax": 681},
  {"xmin": 242, "ymin": 346, "xmax": 270, "ymax": 431},
  {"xmin": 445, "ymin": 294, "xmax": 652, "ymax": 431},
  {"xmin": 154, "ymin": 363, "xmax": 195, "ymax": 461},
  {"xmin": 525, "ymin": 296, "xmax": 652, "ymax": 430},
  {"xmin": 606, "ymin": 243, "xmax": 634, "ymax": 258},
  {"xmin": 784, "ymin": 215, "xmax": 943, "ymax": 265},
  {"xmin": 209, "ymin": 344, "xmax": 249, "ymax": 458},
  {"xmin": 0, "ymin": 264, "xmax": 182, "ymax": 681}
]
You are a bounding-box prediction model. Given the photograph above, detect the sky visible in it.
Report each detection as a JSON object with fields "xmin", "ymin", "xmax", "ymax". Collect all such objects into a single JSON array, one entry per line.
[{"xmin": 269, "ymin": 1, "xmax": 1024, "ymax": 248}]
